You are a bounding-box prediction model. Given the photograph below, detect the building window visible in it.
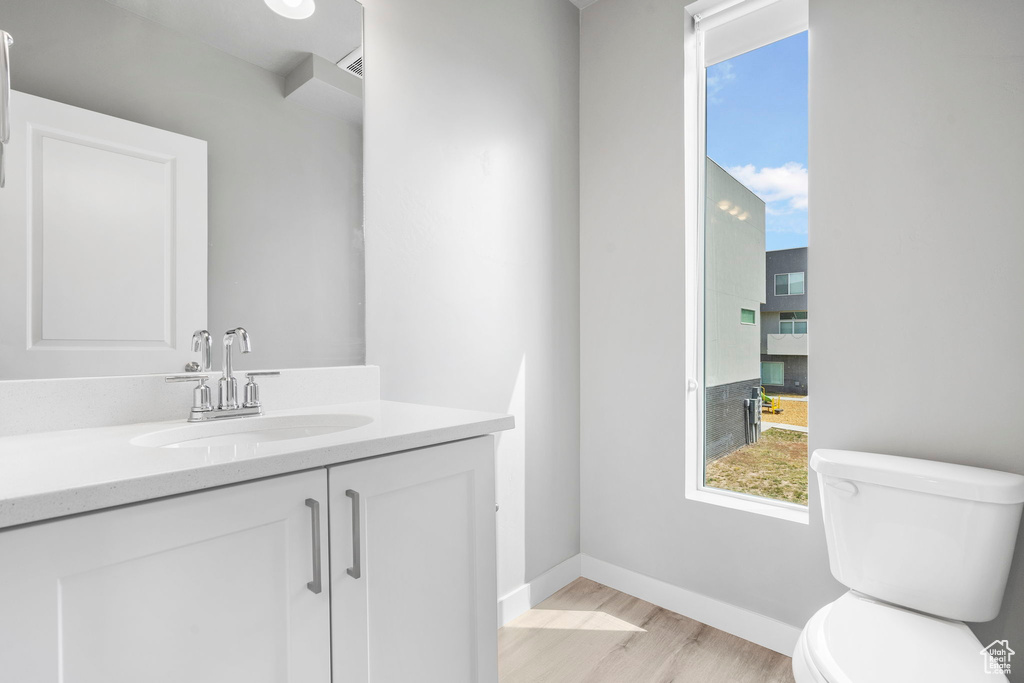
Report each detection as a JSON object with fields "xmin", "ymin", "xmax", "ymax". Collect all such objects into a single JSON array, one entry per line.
[
  {"xmin": 779, "ymin": 311, "xmax": 807, "ymax": 334},
  {"xmin": 740, "ymin": 308, "xmax": 756, "ymax": 325},
  {"xmin": 774, "ymin": 272, "xmax": 805, "ymax": 296},
  {"xmin": 761, "ymin": 361, "xmax": 785, "ymax": 386}
]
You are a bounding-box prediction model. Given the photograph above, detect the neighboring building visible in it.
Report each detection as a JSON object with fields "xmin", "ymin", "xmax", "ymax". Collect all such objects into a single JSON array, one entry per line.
[
  {"xmin": 760, "ymin": 247, "xmax": 808, "ymax": 396},
  {"xmin": 705, "ymin": 160, "xmax": 766, "ymax": 461}
]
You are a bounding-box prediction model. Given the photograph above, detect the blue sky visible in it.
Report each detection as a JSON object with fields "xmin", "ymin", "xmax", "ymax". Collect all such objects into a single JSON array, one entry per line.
[{"xmin": 707, "ymin": 31, "xmax": 808, "ymax": 251}]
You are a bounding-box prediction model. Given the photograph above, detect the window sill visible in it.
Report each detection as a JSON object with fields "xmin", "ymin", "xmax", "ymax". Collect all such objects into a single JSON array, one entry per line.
[{"xmin": 686, "ymin": 486, "xmax": 810, "ymax": 525}]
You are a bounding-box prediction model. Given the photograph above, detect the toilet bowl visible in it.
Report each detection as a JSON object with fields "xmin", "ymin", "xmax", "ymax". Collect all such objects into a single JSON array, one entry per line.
[
  {"xmin": 794, "ymin": 449, "xmax": 1024, "ymax": 683},
  {"xmin": 793, "ymin": 591, "xmax": 1002, "ymax": 683}
]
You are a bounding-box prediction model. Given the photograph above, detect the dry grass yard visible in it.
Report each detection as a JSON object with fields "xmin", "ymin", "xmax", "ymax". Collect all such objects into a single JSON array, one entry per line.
[{"xmin": 705, "ymin": 429, "xmax": 808, "ymax": 505}]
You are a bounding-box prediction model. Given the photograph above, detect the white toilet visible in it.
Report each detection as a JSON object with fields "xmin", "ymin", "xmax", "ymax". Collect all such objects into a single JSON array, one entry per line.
[{"xmin": 793, "ymin": 449, "xmax": 1024, "ymax": 683}]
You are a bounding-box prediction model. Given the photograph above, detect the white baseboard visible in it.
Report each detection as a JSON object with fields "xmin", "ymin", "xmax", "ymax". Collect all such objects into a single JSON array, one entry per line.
[
  {"xmin": 496, "ymin": 552, "xmax": 801, "ymax": 657},
  {"xmin": 580, "ymin": 554, "xmax": 801, "ymax": 656},
  {"xmin": 498, "ymin": 554, "xmax": 582, "ymax": 627}
]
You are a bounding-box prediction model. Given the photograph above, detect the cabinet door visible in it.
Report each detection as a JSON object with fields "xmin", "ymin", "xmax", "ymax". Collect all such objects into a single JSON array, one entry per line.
[
  {"xmin": 0, "ymin": 470, "xmax": 330, "ymax": 683},
  {"xmin": 330, "ymin": 436, "xmax": 498, "ymax": 683}
]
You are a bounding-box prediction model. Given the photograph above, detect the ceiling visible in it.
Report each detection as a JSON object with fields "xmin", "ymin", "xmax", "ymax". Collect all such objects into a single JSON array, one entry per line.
[
  {"xmin": 568, "ymin": 0, "xmax": 602, "ymax": 9},
  {"xmin": 103, "ymin": 0, "xmax": 362, "ymax": 76}
]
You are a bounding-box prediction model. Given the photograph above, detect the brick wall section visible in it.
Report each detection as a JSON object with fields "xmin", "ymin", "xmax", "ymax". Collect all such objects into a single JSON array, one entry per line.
[{"xmin": 705, "ymin": 378, "xmax": 761, "ymax": 463}]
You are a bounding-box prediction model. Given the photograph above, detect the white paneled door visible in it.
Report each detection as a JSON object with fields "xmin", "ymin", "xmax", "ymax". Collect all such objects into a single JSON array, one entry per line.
[
  {"xmin": 330, "ymin": 436, "xmax": 499, "ymax": 683},
  {"xmin": 0, "ymin": 471, "xmax": 331, "ymax": 683},
  {"xmin": 0, "ymin": 90, "xmax": 207, "ymax": 378}
]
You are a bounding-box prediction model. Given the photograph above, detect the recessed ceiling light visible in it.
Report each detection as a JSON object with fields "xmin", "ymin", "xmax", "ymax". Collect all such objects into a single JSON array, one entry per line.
[{"xmin": 264, "ymin": 0, "xmax": 316, "ymax": 20}]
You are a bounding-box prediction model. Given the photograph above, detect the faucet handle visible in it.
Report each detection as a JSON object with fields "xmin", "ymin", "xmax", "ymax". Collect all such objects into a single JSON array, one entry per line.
[
  {"xmin": 166, "ymin": 374, "xmax": 211, "ymax": 383},
  {"xmin": 166, "ymin": 374, "xmax": 213, "ymax": 413},
  {"xmin": 243, "ymin": 371, "xmax": 280, "ymax": 409}
]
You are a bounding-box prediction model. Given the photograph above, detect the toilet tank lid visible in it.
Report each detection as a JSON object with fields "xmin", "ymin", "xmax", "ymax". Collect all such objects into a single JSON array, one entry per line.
[{"xmin": 811, "ymin": 449, "xmax": 1024, "ymax": 504}]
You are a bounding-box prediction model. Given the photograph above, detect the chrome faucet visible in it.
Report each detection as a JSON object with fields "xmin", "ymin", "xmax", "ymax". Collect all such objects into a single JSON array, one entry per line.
[
  {"xmin": 165, "ymin": 326, "xmax": 278, "ymax": 422},
  {"xmin": 219, "ymin": 327, "xmax": 251, "ymax": 410},
  {"xmin": 186, "ymin": 330, "xmax": 212, "ymax": 372}
]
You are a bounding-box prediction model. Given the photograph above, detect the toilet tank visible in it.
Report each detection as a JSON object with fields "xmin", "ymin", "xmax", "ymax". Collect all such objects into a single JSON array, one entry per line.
[{"xmin": 812, "ymin": 449, "xmax": 1024, "ymax": 622}]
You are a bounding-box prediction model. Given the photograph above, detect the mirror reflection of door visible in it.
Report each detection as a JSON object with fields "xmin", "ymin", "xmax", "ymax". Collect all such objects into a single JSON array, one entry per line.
[{"xmin": 0, "ymin": 91, "xmax": 207, "ymax": 379}]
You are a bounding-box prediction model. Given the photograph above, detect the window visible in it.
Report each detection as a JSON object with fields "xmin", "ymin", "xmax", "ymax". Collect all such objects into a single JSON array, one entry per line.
[
  {"xmin": 685, "ymin": 0, "xmax": 809, "ymax": 523},
  {"xmin": 774, "ymin": 272, "xmax": 805, "ymax": 296},
  {"xmin": 761, "ymin": 361, "xmax": 784, "ymax": 386},
  {"xmin": 779, "ymin": 311, "xmax": 807, "ymax": 334}
]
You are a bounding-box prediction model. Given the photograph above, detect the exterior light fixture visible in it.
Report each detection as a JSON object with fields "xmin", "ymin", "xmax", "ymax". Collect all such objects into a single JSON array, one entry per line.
[
  {"xmin": 717, "ymin": 200, "xmax": 731, "ymax": 210},
  {"xmin": 264, "ymin": 0, "xmax": 316, "ymax": 20},
  {"xmin": 728, "ymin": 206, "xmax": 740, "ymax": 215},
  {"xmin": 738, "ymin": 212, "xmax": 749, "ymax": 221}
]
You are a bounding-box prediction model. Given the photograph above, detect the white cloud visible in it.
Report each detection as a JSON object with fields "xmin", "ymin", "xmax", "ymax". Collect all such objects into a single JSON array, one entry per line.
[
  {"xmin": 706, "ymin": 63, "xmax": 735, "ymax": 103},
  {"xmin": 726, "ymin": 162, "xmax": 808, "ymax": 212}
]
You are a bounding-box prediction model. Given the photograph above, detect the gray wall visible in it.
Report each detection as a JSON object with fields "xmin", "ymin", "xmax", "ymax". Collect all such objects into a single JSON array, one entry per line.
[
  {"xmin": 763, "ymin": 247, "xmax": 807, "ymax": 313},
  {"xmin": 581, "ymin": 0, "xmax": 840, "ymax": 631},
  {"xmin": 810, "ymin": 0, "xmax": 1024, "ymax": 671},
  {"xmin": 705, "ymin": 378, "xmax": 761, "ymax": 462},
  {"xmin": 2, "ymin": 0, "xmax": 365, "ymax": 370},
  {"xmin": 760, "ymin": 311, "xmax": 778, "ymax": 352},
  {"xmin": 362, "ymin": 0, "xmax": 581, "ymax": 599},
  {"xmin": 583, "ymin": 0, "xmax": 1024, "ymax": 671}
]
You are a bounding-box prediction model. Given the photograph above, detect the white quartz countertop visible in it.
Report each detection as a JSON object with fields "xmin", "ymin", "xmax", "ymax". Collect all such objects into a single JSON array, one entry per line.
[{"xmin": 0, "ymin": 400, "xmax": 514, "ymax": 530}]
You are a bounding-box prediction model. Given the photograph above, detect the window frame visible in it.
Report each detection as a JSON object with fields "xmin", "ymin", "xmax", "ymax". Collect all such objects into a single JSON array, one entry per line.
[
  {"xmin": 682, "ymin": 0, "xmax": 809, "ymax": 525},
  {"xmin": 761, "ymin": 361, "xmax": 785, "ymax": 386},
  {"xmin": 775, "ymin": 272, "xmax": 805, "ymax": 296},
  {"xmin": 740, "ymin": 308, "xmax": 756, "ymax": 325},
  {"xmin": 779, "ymin": 310, "xmax": 808, "ymax": 334}
]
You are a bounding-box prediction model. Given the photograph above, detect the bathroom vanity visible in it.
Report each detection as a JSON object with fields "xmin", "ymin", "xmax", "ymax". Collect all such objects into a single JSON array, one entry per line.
[
  {"xmin": 0, "ymin": 3, "xmax": 516, "ymax": 681},
  {"xmin": 0, "ymin": 366, "xmax": 512, "ymax": 683}
]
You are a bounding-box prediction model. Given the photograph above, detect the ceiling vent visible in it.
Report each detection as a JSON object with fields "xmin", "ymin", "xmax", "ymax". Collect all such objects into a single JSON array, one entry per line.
[{"xmin": 337, "ymin": 46, "xmax": 363, "ymax": 79}]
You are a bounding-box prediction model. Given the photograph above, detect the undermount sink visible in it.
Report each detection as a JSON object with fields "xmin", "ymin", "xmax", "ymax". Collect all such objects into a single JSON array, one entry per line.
[{"xmin": 131, "ymin": 413, "xmax": 374, "ymax": 449}]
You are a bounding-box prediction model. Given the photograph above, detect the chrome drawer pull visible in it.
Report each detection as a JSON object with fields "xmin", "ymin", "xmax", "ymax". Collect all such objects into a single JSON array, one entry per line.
[
  {"xmin": 346, "ymin": 489, "xmax": 361, "ymax": 579},
  {"xmin": 305, "ymin": 498, "xmax": 323, "ymax": 594}
]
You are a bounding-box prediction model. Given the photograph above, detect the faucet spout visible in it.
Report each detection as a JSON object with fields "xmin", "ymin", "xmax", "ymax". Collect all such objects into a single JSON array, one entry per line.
[
  {"xmin": 222, "ymin": 327, "xmax": 251, "ymax": 378},
  {"xmin": 219, "ymin": 327, "xmax": 251, "ymax": 410},
  {"xmin": 191, "ymin": 330, "xmax": 212, "ymax": 372}
]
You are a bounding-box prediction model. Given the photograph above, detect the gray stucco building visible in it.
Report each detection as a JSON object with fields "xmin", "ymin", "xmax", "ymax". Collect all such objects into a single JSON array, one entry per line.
[
  {"xmin": 760, "ymin": 247, "xmax": 808, "ymax": 396},
  {"xmin": 704, "ymin": 160, "xmax": 765, "ymax": 461}
]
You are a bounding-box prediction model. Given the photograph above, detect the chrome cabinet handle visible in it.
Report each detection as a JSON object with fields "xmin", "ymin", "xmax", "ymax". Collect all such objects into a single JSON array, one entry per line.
[
  {"xmin": 346, "ymin": 489, "xmax": 361, "ymax": 579},
  {"xmin": 305, "ymin": 498, "xmax": 323, "ymax": 594}
]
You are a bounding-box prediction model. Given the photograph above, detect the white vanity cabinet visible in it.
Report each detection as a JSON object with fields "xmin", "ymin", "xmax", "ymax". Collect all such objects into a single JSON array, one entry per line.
[
  {"xmin": 0, "ymin": 470, "xmax": 332, "ymax": 683},
  {"xmin": 0, "ymin": 433, "xmax": 501, "ymax": 683},
  {"xmin": 329, "ymin": 436, "xmax": 499, "ymax": 683}
]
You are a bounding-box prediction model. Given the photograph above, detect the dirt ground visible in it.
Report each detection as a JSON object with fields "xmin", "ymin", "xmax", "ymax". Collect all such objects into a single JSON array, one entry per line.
[
  {"xmin": 762, "ymin": 397, "xmax": 808, "ymax": 428},
  {"xmin": 705, "ymin": 428, "xmax": 808, "ymax": 505}
]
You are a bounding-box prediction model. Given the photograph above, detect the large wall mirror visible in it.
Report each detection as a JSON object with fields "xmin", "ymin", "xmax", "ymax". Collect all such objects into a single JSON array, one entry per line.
[{"xmin": 0, "ymin": 0, "xmax": 364, "ymax": 379}]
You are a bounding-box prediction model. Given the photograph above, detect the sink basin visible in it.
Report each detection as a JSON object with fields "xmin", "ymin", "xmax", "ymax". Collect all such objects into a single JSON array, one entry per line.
[{"xmin": 131, "ymin": 413, "xmax": 374, "ymax": 449}]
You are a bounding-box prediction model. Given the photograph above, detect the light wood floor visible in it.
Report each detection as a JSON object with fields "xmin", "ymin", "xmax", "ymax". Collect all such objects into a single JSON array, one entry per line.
[{"xmin": 498, "ymin": 578, "xmax": 796, "ymax": 683}]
